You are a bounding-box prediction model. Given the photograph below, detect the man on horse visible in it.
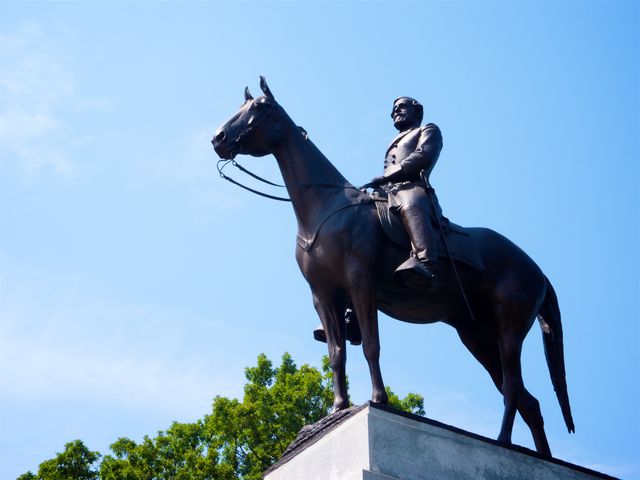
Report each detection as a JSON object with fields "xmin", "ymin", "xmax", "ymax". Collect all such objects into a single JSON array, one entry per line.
[
  {"xmin": 314, "ymin": 96, "xmax": 444, "ymax": 345},
  {"xmin": 366, "ymin": 96, "xmax": 443, "ymax": 291}
]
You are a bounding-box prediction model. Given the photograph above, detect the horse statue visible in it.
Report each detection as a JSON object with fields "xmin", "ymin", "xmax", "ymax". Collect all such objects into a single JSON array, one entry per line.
[{"xmin": 212, "ymin": 77, "xmax": 574, "ymax": 457}]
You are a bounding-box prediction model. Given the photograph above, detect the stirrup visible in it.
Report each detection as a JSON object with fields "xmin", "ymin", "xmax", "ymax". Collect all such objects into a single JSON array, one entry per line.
[
  {"xmin": 393, "ymin": 256, "xmax": 439, "ymax": 291},
  {"xmin": 313, "ymin": 320, "xmax": 362, "ymax": 346}
]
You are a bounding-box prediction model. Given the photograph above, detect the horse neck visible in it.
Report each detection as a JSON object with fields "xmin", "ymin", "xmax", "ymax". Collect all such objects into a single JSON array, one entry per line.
[{"xmin": 272, "ymin": 113, "xmax": 354, "ymax": 235}]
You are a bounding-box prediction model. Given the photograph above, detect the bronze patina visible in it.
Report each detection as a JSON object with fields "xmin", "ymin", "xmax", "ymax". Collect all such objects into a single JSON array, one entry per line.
[
  {"xmin": 212, "ymin": 78, "xmax": 574, "ymax": 457},
  {"xmin": 367, "ymin": 96, "xmax": 443, "ymax": 290}
]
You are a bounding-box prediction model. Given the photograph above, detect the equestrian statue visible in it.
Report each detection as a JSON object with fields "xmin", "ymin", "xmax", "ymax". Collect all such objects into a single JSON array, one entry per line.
[{"xmin": 212, "ymin": 77, "xmax": 574, "ymax": 458}]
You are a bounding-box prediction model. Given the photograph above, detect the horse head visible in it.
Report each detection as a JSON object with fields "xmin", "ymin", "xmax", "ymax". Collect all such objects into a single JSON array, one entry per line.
[{"xmin": 212, "ymin": 76, "xmax": 284, "ymax": 160}]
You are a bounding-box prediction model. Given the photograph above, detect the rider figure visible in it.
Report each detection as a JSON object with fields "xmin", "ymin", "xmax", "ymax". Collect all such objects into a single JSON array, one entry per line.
[
  {"xmin": 367, "ymin": 96, "xmax": 443, "ymax": 290},
  {"xmin": 313, "ymin": 96, "xmax": 443, "ymax": 345}
]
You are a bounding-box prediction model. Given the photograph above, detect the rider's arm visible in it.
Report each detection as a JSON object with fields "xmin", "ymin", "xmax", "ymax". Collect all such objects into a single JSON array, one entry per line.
[
  {"xmin": 370, "ymin": 124, "xmax": 443, "ymax": 186},
  {"xmin": 395, "ymin": 123, "xmax": 443, "ymax": 179}
]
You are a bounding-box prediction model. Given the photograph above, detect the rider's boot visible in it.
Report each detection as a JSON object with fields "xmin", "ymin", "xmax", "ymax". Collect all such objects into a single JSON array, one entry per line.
[
  {"xmin": 393, "ymin": 203, "xmax": 440, "ymax": 291},
  {"xmin": 394, "ymin": 255, "xmax": 440, "ymax": 291},
  {"xmin": 345, "ymin": 307, "xmax": 362, "ymax": 345},
  {"xmin": 313, "ymin": 307, "xmax": 362, "ymax": 345},
  {"xmin": 313, "ymin": 323, "xmax": 327, "ymax": 343}
]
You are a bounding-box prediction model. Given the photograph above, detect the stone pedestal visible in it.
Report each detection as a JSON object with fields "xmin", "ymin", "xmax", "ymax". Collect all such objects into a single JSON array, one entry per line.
[{"xmin": 264, "ymin": 403, "xmax": 615, "ymax": 480}]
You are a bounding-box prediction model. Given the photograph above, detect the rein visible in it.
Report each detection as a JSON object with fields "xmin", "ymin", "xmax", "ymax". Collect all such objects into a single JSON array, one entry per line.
[
  {"xmin": 219, "ymin": 100, "xmax": 362, "ymax": 202},
  {"xmin": 217, "ymin": 159, "xmax": 362, "ymax": 202},
  {"xmin": 216, "ymin": 158, "xmax": 374, "ymax": 252},
  {"xmin": 216, "ymin": 102, "xmax": 294, "ymax": 201},
  {"xmin": 217, "ymin": 159, "xmax": 291, "ymax": 202}
]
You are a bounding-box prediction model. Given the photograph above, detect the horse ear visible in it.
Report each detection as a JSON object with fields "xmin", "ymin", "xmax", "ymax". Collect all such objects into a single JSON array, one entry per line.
[
  {"xmin": 244, "ymin": 86, "xmax": 254, "ymax": 101},
  {"xmin": 259, "ymin": 76, "xmax": 274, "ymax": 100}
]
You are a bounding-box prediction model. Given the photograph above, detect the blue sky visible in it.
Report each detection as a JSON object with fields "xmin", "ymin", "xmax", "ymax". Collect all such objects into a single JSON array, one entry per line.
[{"xmin": 1, "ymin": 1, "xmax": 638, "ymax": 478}]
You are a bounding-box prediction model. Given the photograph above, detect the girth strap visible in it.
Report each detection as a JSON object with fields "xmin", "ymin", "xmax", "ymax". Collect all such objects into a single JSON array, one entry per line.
[{"xmin": 297, "ymin": 198, "xmax": 374, "ymax": 251}]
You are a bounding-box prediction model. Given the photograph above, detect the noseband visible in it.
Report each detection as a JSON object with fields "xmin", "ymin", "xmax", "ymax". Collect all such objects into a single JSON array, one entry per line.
[
  {"xmin": 218, "ymin": 101, "xmax": 362, "ymax": 202},
  {"xmin": 215, "ymin": 100, "xmax": 294, "ymax": 201}
]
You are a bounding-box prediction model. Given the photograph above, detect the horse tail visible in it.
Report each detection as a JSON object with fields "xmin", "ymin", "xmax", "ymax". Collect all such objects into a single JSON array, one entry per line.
[{"xmin": 538, "ymin": 275, "xmax": 575, "ymax": 433}]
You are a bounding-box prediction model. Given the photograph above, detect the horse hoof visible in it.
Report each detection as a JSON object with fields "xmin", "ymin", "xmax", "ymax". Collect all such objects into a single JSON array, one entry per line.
[
  {"xmin": 371, "ymin": 391, "xmax": 389, "ymax": 405},
  {"xmin": 333, "ymin": 400, "xmax": 349, "ymax": 412}
]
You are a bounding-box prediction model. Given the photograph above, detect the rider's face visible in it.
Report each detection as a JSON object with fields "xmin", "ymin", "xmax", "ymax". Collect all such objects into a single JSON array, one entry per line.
[{"xmin": 392, "ymin": 100, "xmax": 418, "ymax": 130}]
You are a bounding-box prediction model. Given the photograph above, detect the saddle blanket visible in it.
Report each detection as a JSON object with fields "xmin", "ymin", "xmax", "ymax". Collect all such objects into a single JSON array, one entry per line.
[{"xmin": 374, "ymin": 199, "xmax": 485, "ymax": 271}]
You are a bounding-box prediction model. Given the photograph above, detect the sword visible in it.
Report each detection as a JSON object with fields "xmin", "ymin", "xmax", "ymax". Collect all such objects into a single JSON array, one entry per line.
[{"xmin": 420, "ymin": 170, "xmax": 477, "ymax": 324}]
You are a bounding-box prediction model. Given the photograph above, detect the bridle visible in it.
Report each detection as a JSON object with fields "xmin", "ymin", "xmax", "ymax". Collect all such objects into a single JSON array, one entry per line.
[
  {"xmin": 216, "ymin": 99, "xmax": 362, "ymax": 202},
  {"xmin": 215, "ymin": 81, "xmax": 478, "ymax": 326},
  {"xmin": 215, "ymin": 99, "xmax": 292, "ymax": 201}
]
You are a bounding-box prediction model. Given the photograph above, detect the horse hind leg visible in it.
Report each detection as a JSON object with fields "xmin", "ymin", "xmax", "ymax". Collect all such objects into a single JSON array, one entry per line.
[
  {"xmin": 457, "ymin": 326, "xmax": 551, "ymax": 456},
  {"xmin": 519, "ymin": 388, "xmax": 551, "ymax": 456},
  {"xmin": 497, "ymin": 334, "xmax": 525, "ymax": 446}
]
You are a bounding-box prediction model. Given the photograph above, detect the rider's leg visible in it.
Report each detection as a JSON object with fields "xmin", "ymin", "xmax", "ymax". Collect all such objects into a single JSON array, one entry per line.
[
  {"xmin": 314, "ymin": 306, "xmax": 362, "ymax": 345},
  {"xmin": 393, "ymin": 185, "xmax": 440, "ymax": 288}
]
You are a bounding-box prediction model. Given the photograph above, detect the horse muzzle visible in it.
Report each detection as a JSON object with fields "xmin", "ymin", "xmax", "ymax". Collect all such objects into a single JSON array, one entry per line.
[{"xmin": 212, "ymin": 129, "xmax": 239, "ymax": 160}]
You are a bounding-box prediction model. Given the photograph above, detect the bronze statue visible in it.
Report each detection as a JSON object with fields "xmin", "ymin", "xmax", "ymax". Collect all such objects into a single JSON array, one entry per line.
[
  {"xmin": 212, "ymin": 78, "xmax": 574, "ymax": 458},
  {"xmin": 365, "ymin": 96, "xmax": 443, "ymax": 290},
  {"xmin": 314, "ymin": 96, "xmax": 445, "ymax": 344}
]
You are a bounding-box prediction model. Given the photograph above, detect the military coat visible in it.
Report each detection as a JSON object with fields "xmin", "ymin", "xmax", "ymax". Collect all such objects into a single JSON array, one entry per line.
[{"xmin": 383, "ymin": 123, "xmax": 443, "ymax": 184}]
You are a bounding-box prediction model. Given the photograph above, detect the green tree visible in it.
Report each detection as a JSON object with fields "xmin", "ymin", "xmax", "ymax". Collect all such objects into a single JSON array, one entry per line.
[
  {"xmin": 16, "ymin": 473, "xmax": 36, "ymax": 480},
  {"xmin": 385, "ymin": 387, "xmax": 425, "ymax": 416},
  {"xmin": 99, "ymin": 422, "xmax": 232, "ymax": 480},
  {"xmin": 206, "ymin": 353, "xmax": 335, "ymax": 479},
  {"xmin": 22, "ymin": 440, "xmax": 100, "ymax": 480},
  {"xmin": 20, "ymin": 353, "xmax": 424, "ymax": 480}
]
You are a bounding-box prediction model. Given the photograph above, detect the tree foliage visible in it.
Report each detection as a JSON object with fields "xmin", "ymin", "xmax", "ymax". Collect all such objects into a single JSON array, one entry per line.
[
  {"xmin": 19, "ymin": 353, "xmax": 424, "ymax": 480},
  {"xmin": 385, "ymin": 387, "xmax": 426, "ymax": 416},
  {"xmin": 207, "ymin": 353, "xmax": 335, "ymax": 479},
  {"xmin": 18, "ymin": 440, "xmax": 100, "ymax": 480}
]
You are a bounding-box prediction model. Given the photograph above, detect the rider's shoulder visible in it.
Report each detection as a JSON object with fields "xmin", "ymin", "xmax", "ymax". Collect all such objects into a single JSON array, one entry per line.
[
  {"xmin": 420, "ymin": 123, "xmax": 442, "ymax": 138},
  {"xmin": 422, "ymin": 123, "xmax": 441, "ymax": 132}
]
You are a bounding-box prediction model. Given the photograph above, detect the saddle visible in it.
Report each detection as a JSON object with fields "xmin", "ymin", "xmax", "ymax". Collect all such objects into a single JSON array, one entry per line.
[{"xmin": 374, "ymin": 197, "xmax": 485, "ymax": 271}]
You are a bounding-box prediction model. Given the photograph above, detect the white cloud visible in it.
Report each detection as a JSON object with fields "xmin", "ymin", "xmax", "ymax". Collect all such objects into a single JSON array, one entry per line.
[
  {"xmin": 1, "ymin": 330, "xmax": 229, "ymax": 414},
  {"xmin": 169, "ymin": 126, "xmax": 220, "ymax": 182},
  {"xmin": 0, "ymin": 20, "xmax": 106, "ymax": 178},
  {"xmin": 141, "ymin": 124, "xmax": 252, "ymax": 224},
  {"xmin": 0, "ymin": 267, "xmax": 244, "ymax": 416}
]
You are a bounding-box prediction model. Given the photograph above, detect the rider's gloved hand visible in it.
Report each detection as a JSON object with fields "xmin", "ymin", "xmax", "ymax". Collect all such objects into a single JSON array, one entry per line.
[{"xmin": 360, "ymin": 176, "xmax": 385, "ymax": 190}]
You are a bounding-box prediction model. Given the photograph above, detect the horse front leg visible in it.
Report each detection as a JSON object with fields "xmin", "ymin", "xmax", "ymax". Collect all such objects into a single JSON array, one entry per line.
[
  {"xmin": 350, "ymin": 285, "xmax": 388, "ymax": 405},
  {"xmin": 312, "ymin": 292, "xmax": 349, "ymax": 410}
]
